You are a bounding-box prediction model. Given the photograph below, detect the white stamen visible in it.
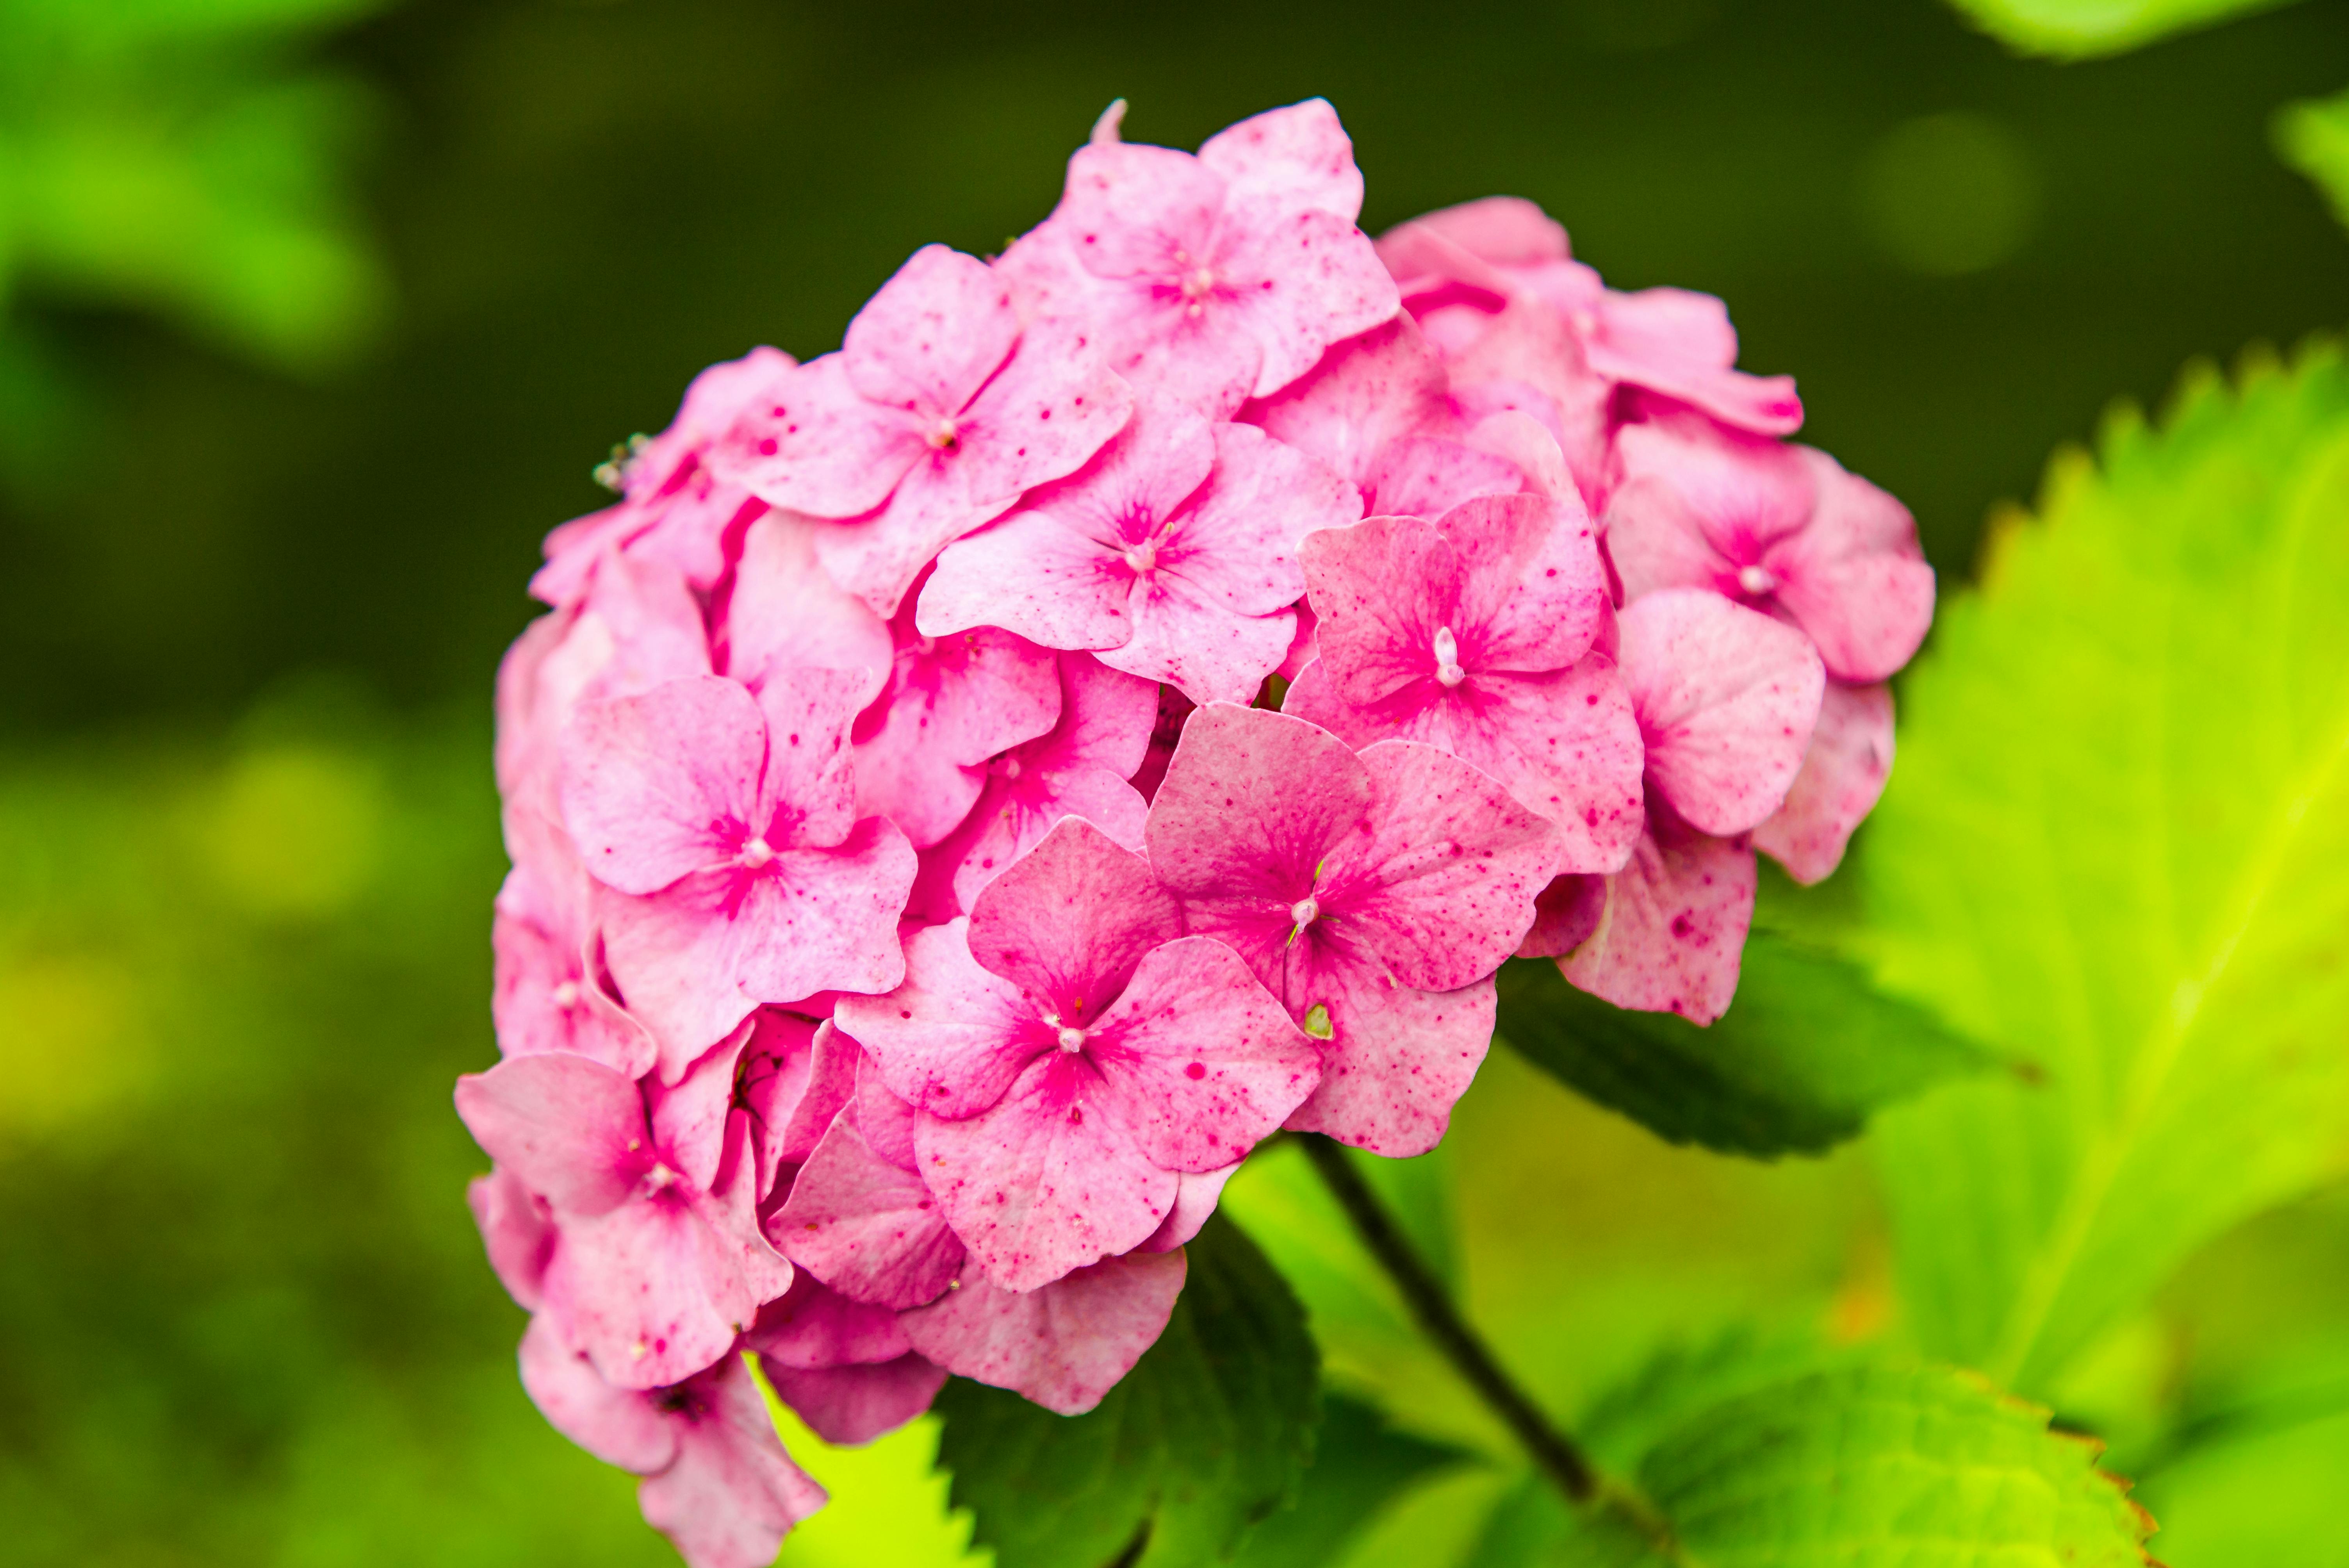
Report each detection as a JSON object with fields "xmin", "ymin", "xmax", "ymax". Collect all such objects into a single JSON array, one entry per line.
[
  {"xmin": 1433, "ymin": 625, "xmax": 1466, "ymax": 687},
  {"xmin": 551, "ymin": 979, "xmax": 582, "ymax": 1010},
  {"xmin": 1737, "ymin": 563, "xmax": 1779, "ymax": 597},
  {"xmin": 1057, "ymin": 1026, "xmax": 1086, "ymax": 1053},
  {"xmin": 740, "ymin": 837, "xmax": 776, "ymax": 869},
  {"xmin": 1290, "ymin": 897, "xmax": 1319, "ymax": 928},
  {"xmin": 927, "ymin": 417, "xmax": 959, "ymax": 450},
  {"xmin": 645, "ymin": 1163, "xmax": 679, "ymax": 1190},
  {"xmin": 1123, "ymin": 538, "xmax": 1158, "ymax": 573}
]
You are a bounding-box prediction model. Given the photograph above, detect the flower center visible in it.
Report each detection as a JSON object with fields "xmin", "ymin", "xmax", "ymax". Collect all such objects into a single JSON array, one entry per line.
[
  {"xmin": 551, "ymin": 979, "xmax": 582, "ymax": 1011},
  {"xmin": 1290, "ymin": 896, "xmax": 1320, "ymax": 929},
  {"xmin": 925, "ymin": 417, "xmax": 960, "ymax": 451},
  {"xmin": 1433, "ymin": 625, "xmax": 1466, "ymax": 687},
  {"xmin": 739, "ymin": 836, "xmax": 777, "ymax": 870},
  {"xmin": 1057, "ymin": 1025, "xmax": 1086, "ymax": 1053},
  {"xmin": 645, "ymin": 1163, "xmax": 679, "ymax": 1192},
  {"xmin": 1737, "ymin": 563, "xmax": 1779, "ymax": 597},
  {"xmin": 1123, "ymin": 537, "xmax": 1159, "ymax": 574}
]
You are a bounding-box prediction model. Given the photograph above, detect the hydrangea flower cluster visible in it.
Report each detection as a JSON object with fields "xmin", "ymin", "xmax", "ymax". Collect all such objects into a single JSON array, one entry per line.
[{"xmin": 465, "ymin": 97, "xmax": 1933, "ymax": 1566}]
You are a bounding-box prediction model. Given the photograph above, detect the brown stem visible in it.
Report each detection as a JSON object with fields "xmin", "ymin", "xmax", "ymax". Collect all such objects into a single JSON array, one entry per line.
[{"xmin": 1297, "ymin": 1133, "xmax": 1599, "ymax": 1502}]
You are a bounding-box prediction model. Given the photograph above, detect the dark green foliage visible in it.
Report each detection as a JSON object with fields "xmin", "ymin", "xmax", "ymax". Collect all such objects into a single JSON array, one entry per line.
[
  {"xmin": 1492, "ymin": 937, "xmax": 1988, "ymax": 1158},
  {"xmin": 1225, "ymin": 1395, "xmax": 1467, "ymax": 1568},
  {"xmin": 933, "ymin": 1215, "xmax": 1319, "ymax": 1568}
]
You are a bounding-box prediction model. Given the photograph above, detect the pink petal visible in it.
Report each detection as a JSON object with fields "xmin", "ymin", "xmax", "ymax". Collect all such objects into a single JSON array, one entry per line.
[
  {"xmin": 1241, "ymin": 314, "xmax": 1451, "ymax": 497},
  {"xmin": 764, "ymin": 1354, "xmax": 947, "ymax": 1446},
  {"xmin": 1517, "ymin": 872, "xmax": 1607, "ymax": 959},
  {"xmin": 768, "ymin": 1109, "xmax": 967, "ymax": 1310},
  {"xmin": 1144, "ymin": 703, "xmax": 1374, "ymax": 912},
  {"xmin": 636, "ymin": 1355, "xmax": 828, "ymax": 1568},
  {"xmin": 1379, "ymin": 197, "xmax": 1571, "ymax": 274},
  {"xmin": 1085, "ymin": 934, "xmax": 1321, "ymax": 1172},
  {"xmin": 1752, "ymin": 681, "xmax": 1895, "ymax": 885},
  {"xmin": 455, "ymin": 1053, "xmax": 642, "ymax": 1217},
  {"xmin": 840, "ymin": 244, "xmax": 1020, "ymax": 416},
  {"xmin": 1138, "ymin": 1161, "xmax": 1240, "ymax": 1253},
  {"xmin": 709, "ymin": 1108, "xmax": 798, "ymax": 1308},
  {"xmin": 747, "ymin": 667, "xmax": 864, "ymax": 851},
  {"xmin": 710, "ymin": 351, "xmax": 924, "ymax": 519},
  {"xmin": 519, "ymin": 1315, "xmax": 678, "ymax": 1474},
  {"xmin": 727, "ymin": 1010, "xmax": 822, "ymax": 1203},
  {"xmin": 1198, "ymin": 98, "xmax": 1365, "ymax": 221},
  {"xmin": 541, "ymin": 1194, "xmax": 757, "ymax": 1390},
  {"xmin": 967, "ymin": 816, "xmax": 1185, "ymax": 1018},
  {"xmin": 746, "ymin": 1271, "xmax": 914, "ymax": 1368},
  {"xmin": 1160, "ymin": 421, "xmax": 1360, "ymax": 618},
  {"xmin": 1101, "ymin": 581, "xmax": 1297, "ymax": 705},
  {"xmin": 1362, "ymin": 435, "xmax": 1526, "ymax": 520},
  {"xmin": 1620, "ymin": 588, "xmax": 1823, "ymax": 837},
  {"xmin": 601, "ymin": 819, "xmax": 915, "ymax": 1081},
  {"xmin": 770, "ymin": 1017, "xmax": 860, "ymax": 1175},
  {"xmin": 1300, "ymin": 514, "xmax": 1463, "ymax": 707},
  {"xmin": 961, "ymin": 331, "xmax": 1141, "ymax": 510},
  {"xmin": 1559, "ymin": 823, "xmax": 1756, "ymax": 1025},
  {"xmin": 915, "ymin": 506, "xmax": 1137, "ymax": 652},
  {"xmin": 648, "ymin": 1024, "xmax": 753, "ymax": 1192},
  {"xmin": 916, "ymin": 1051, "xmax": 1179, "ymax": 1291},
  {"xmin": 853, "ymin": 615, "xmax": 1062, "ymax": 849},
  {"xmin": 720, "ymin": 513, "xmax": 893, "ymax": 710},
  {"xmin": 490, "ymin": 905, "xmax": 659, "ymax": 1078},
  {"xmin": 836, "ymin": 920, "xmax": 1044, "ymax": 1122},
  {"xmin": 1590, "ymin": 289, "xmax": 1803, "ymax": 435},
  {"xmin": 1058, "ymin": 139, "xmax": 1231, "ymax": 282},
  {"xmin": 560, "ymin": 676, "xmax": 769, "ymax": 897},
  {"xmin": 898, "ymin": 1247, "xmax": 1187, "ymax": 1415},
  {"xmin": 469, "ymin": 1166, "xmax": 554, "ymax": 1311},
  {"xmin": 1605, "ymin": 414, "xmax": 1815, "ymax": 601},
  {"xmin": 1328, "ymin": 738, "xmax": 1558, "ymax": 992},
  {"xmin": 1442, "ymin": 492, "xmax": 1611, "ymax": 671},
  {"xmin": 1215, "ymin": 205, "xmax": 1403, "ymax": 399},
  {"xmin": 1766, "ymin": 449, "xmax": 1936, "ymax": 683},
  {"xmin": 1283, "ymin": 975, "xmax": 1497, "ymax": 1157}
]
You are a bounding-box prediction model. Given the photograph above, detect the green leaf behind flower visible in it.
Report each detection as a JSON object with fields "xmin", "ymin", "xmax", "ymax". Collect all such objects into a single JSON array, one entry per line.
[
  {"xmin": 1868, "ymin": 343, "xmax": 2349, "ymax": 1397},
  {"xmin": 1492, "ymin": 936, "xmax": 1988, "ymax": 1159},
  {"xmin": 1942, "ymin": 0, "xmax": 2304, "ymax": 59}
]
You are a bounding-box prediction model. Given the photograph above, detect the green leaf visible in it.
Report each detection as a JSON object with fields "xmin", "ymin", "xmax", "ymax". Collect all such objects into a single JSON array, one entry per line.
[
  {"xmin": 2276, "ymin": 87, "xmax": 2349, "ymax": 233},
  {"xmin": 1642, "ymin": 1365, "xmax": 2155, "ymax": 1564},
  {"xmin": 1491, "ymin": 936, "xmax": 1988, "ymax": 1158},
  {"xmin": 1473, "ymin": 1354, "xmax": 2156, "ymax": 1566},
  {"xmin": 2133, "ymin": 1337, "xmax": 2349, "ymax": 1565},
  {"xmin": 931, "ymin": 1213, "xmax": 1320, "ymax": 1568},
  {"xmin": 1225, "ymin": 1394, "xmax": 1468, "ymax": 1568},
  {"xmin": 1941, "ymin": 0, "xmax": 2304, "ymax": 59},
  {"xmin": 1868, "ymin": 343, "xmax": 2349, "ymax": 1397}
]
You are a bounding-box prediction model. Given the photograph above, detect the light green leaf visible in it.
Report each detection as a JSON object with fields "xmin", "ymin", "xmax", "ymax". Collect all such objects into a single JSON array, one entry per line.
[
  {"xmin": 1643, "ymin": 1365, "xmax": 2155, "ymax": 1564},
  {"xmin": 2276, "ymin": 87, "xmax": 2349, "ymax": 233},
  {"xmin": 1868, "ymin": 344, "xmax": 2349, "ymax": 1396},
  {"xmin": 1492, "ymin": 936, "xmax": 1988, "ymax": 1159},
  {"xmin": 1942, "ymin": 0, "xmax": 2304, "ymax": 59},
  {"xmin": 931, "ymin": 1213, "xmax": 1319, "ymax": 1568},
  {"xmin": 1472, "ymin": 1355, "xmax": 2156, "ymax": 1566}
]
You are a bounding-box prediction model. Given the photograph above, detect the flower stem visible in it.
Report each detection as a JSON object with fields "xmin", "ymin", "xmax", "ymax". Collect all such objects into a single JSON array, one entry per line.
[{"xmin": 1297, "ymin": 1133, "xmax": 1599, "ymax": 1503}]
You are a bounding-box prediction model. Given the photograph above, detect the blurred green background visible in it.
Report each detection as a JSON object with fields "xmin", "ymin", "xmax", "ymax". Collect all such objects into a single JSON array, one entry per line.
[{"xmin": 2, "ymin": 0, "xmax": 2345, "ymax": 1563}]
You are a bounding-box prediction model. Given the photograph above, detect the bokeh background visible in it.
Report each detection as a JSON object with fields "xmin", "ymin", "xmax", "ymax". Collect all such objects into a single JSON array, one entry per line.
[{"xmin": 3, "ymin": 1, "xmax": 2346, "ymax": 1563}]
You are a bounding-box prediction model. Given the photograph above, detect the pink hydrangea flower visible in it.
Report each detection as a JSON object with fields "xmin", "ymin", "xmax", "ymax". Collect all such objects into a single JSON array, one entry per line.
[
  {"xmin": 898, "ymin": 1246, "xmax": 1188, "ymax": 1415},
  {"xmin": 492, "ymin": 801, "xmax": 658, "ymax": 1079},
  {"xmin": 769, "ymin": 1048, "xmax": 970, "ymax": 1310},
  {"xmin": 1554, "ymin": 588, "xmax": 1822, "ymax": 1022},
  {"xmin": 840, "ymin": 817, "xmax": 1319, "ymax": 1290},
  {"xmin": 520, "ymin": 1317, "xmax": 826, "ymax": 1568},
  {"xmin": 1378, "ymin": 196, "xmax": 1803, "ymax": 440},
  {"xmin": 1605, "ymin": 410, "xmax": 1937, "ymax": 684},
  {"xmin": 715, "ymin": 511, "xmax": 893, "ymax": 709},
  {"xmin": 999, "ymin": 100, "xmax": 1400, "ymax": 417},
  {"xmin": 711, "ymin": 244, "xmax": 1135, "ymax": 615},
  {"xmin": 1144, "ymin": 704, "xmax": 1557, "ymax": 1155},
  {"xmin": 909, "ymin": 651, "xmax": 1158, "ymax": 921},
  {"xmin": 1281, "ymin": 493, "xmax": 1644, "ymax": 872},
  {"xmin": 456, "ymin": 1047, "xmax": 793, "ymax": 1390},
  {"xmin": 850, "ymin": 575, "xmax": 1064, "ymax": 848},
  {"xmin": 533, "ymin": 346, "xmax": 796, "ymax": 609},
  {"xmin": 1751, "ymin": 680, "xmax": 1895, "ymax": 884},
  {"xmin": 560, "ymin": 673, "xmax": 916, "ymax": 1076},
  {"xmin": 919, "ymin": 404, "xmax": 1360, "ymax": 703},
  {"xmin": 1241, "ymin": 315, "xmax": 1532, "ymax": 520}
]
